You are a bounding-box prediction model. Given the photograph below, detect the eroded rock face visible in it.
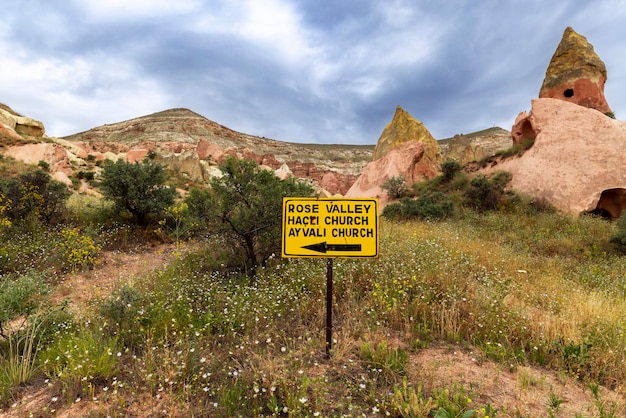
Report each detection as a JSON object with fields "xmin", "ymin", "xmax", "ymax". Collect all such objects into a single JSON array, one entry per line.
[
  {"xmin": 539, "ymin": 27, "xmax": 612, "ymax": 115},
  {"xmin": 495, "ymin": 98, "xmax": 626, "ymax": 217},
  {"xmin": 0, "ymin": 107, "xmax": 45, "ymax": 141},
  {"xmin": 439, "ymin": 128, "xmax": 512, "ymax": 163},
  {"xmin": 372, "ymin": 106, "xmax": 441, "ymax": 174},
  {"xmin": 511, "ymin": 111, "xmax": 538, "ymax": 145},
  {"xmin": 345, "ymin": 140, "xmax": 426, "ymax": 209},
  {"xmin": 4, "ymin": 143, "xmax": 74, "ymax": 183}
]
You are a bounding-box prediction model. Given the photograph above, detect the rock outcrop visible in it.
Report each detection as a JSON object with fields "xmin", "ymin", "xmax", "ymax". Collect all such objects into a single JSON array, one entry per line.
[
  {"xmin": 439, "ymin": 127, "xmax": 512, "ymax": 163},
  {"xmin": 494, "ymin": 98, "xmax": 626, "ymax": 218},
  {"xmin": 372, "ymin": 106, "xmax": 441, "ymax": 175},
  {"xmin": 0, "ymin": 104, "xmax": 45, "ymax": 142},
  {"xmin": 345, "ymin": 140, "xmax": 427, "ymax": 208},
  {"xmin": 538, "ymin": 27, "xmax": 612, "ymax": 115}
]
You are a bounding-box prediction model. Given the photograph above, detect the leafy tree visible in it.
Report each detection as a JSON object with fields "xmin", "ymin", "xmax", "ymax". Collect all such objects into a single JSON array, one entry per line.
[
  {"xmin": 187, "ymin": 156, "xmax": 315, "ymax": 276},
  {"xmin": 99, "ymin": 158, "xmax": 177, "ymax": 225}
]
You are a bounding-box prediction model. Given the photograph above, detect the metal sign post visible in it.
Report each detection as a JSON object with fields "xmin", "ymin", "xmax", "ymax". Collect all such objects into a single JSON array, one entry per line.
[
  {"xmin": 281, "ymin": 198, "xmax": 379, "ymax": 358},
  {"xmin": 326, "ymin": 258, "xmax": 333, "ymax": 357}
]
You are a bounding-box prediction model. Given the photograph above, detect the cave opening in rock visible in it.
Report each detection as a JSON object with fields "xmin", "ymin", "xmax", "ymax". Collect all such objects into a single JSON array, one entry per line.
[
  {"xmin": 564, "ymin": 88, "xmax": 574, "ymax": 98},
  {"xmin": 519, "ymin": 119, "xmax": 536, "ymax": 142},
  {"xmin": 588, "ymin": 188, "xmax": 626, "ymax": 219}
]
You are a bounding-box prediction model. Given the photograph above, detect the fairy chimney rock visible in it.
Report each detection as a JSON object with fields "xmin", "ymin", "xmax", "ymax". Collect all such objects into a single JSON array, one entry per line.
[
  {"xmin": 372, "ymin": 106, "xmax": 441, "ymax": 176},
  {"xmin": 539, "ymin": 27, "xmax": 612, "ymax": 115}
]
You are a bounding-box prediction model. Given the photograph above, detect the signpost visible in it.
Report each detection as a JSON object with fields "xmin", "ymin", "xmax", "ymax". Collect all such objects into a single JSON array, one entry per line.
[
  {"xmin": 282, "ymin": 198, "xmax": 379, "ymax": 357},
  {"xmin": 281, "ymin": 198, "xmax": 378, "ymax": 258}
]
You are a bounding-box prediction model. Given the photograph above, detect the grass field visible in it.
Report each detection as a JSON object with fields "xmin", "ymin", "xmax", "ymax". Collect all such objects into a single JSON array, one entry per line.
[{"xmin": 2, "ymin": 205, "xmax": 626, "ymax": 417}]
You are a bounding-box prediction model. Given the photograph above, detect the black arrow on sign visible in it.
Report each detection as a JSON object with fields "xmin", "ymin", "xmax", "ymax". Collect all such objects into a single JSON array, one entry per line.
[{"xmin": 302, "ymin": 242, "xmax": 362, "ymax": 253}]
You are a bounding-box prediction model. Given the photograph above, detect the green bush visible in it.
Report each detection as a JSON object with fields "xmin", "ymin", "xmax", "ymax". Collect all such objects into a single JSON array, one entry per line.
[
  {"xmin": 382, "ymin": 193, "xmax": 454, "ymax": 221},
  {"xmin": 0, "ymin": 169, "xmax": 70, "ymax": 225},
  {"xmin": 463, "ymin": 172, "xmax": 511, "ymax": 212},
  {"xmin": 0, "ymin": 272, "xmax": 50, "ymax": 338},
  {"xmin": 100, "ymin": 285, "xmax": 148, "ymax": 350},
  {"xmin": 609, "ymin": 211, "xmax": 626, "ymax": 252},
  {"xmin": 99, "ymin": 158, "xmax": 177, "ymax": 225},
  {"xmin": 440, "ymin": 160, "xmax": 463, "ymax": 183},
  {"xmin": 185, "ymin": 156, "xmax": 315, "ymax": 276},
  {"xmin": 381, "ymin": 176, "xmax": 409, "ymax": 199}
]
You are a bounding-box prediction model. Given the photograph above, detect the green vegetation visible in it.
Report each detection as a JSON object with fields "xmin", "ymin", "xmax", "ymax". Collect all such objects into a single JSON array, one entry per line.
[
  {"xmin": 184, "ymin": 156, "xmax": 315, "ymax": 276},
  {"xmin": 0, "ymin": 169, "xmax": 70, "ymax": 225},
  {"xmin": 1, "ymin": 156, "xmax": 626, "ymax": 416},
  {"xmin": 382, "ymin": 175, "xmax": 410, "ymax": 199},
  {"xmin": 383, "ymin": 160, "xmax": 515, "ymax": 220},
  {"xmin": 610, "ymin": 210, "xmax": 626, "ymax": 252},
  {"xmin": 99, "ymin": 158, "xmax": 177, "ymax": 225}
]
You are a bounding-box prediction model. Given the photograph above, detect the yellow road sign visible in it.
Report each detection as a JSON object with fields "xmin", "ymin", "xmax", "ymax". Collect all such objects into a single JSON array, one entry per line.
[{"xmin": 281, "ymin": 197, "xmax": 378, "ymax": 258}]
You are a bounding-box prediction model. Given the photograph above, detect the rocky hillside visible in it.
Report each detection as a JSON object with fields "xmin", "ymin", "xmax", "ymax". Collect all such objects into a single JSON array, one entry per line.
[
  {"xmin": 61, "ymin": 108, "xmax": 376, "ymax": 195},
  {"xmin": 2, "ymin": 103, "xmax": 512, "ymax": 197},
  {"xmin": 62, "ymin": 108, "xmax": 374, "ymax": 172}
]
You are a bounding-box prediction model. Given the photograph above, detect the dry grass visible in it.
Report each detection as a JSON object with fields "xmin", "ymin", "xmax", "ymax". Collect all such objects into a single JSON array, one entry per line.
[{"xmin": 3, "ymin": 211, "xmax": 626, "ymax": 417}]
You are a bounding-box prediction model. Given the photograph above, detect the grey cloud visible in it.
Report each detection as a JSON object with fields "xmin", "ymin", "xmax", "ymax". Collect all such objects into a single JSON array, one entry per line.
[{"xmin": 1, "ymin": 0, "xmax": 625, "ymax": 144}]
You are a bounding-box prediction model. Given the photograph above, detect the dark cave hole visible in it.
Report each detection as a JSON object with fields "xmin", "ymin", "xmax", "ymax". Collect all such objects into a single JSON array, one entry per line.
[
  {"xmin": 588, "ymin": 188, "xmax": 626, "ymax": 220},
  {"xmin": 564, "ymin": 88, "xmax": 574, "ymax": 98}
]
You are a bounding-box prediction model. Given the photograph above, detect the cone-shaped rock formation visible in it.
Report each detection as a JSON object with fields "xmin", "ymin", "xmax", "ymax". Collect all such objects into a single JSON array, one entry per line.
[
  {"xmin": 372, "ymin": 106, "xmax": 440, "ymax": 175},
  {"xmin": 539, "ymin": 27, "xmax": 612, "ymax": 114}
]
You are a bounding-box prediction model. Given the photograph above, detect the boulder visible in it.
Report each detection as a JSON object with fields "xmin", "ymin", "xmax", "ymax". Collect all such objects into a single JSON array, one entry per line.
[
  {"xmin": 14, "ymin": 115, "xmax": 45, "ymax": 137},
  {"xmin": 495, "ymin": 98, "xmax": 626, "ymax": 217},
  {"xmin": 274, "ymin": 163, "xmax": 293, "ymax": 180},
  {"xmin": 0, "ymin": 108, "xmax": 17, "ymax": 130},
  {"xmin": 345, "ymin": 140, "xmax": 426, "ymax": 209},
  {"xmin": 125, "ymin": 149, "xmax": 149, "ymax": 163},
  {"xmin": 196, "ymin": 139, "xmax": 225, "ymax": 162},
  {"xmin": 372, "ymin": 106, "xmax": 441, "ymax": 178},
  {"xmin": 539, "ymin": 27, "xmax": 612, "ymax": 115},
  {"xmin": 1, "ymin": 107, "xmax": 46, "ymax": 142},
  {"xmin": 0, "ymin": 122, "xmax": 24, "ymax": 142}
]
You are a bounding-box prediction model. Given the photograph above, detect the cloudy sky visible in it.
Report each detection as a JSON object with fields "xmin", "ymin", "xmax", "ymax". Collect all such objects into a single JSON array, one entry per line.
[{"xmin": 1, "ymin": 1, "xmax": 625, "ymax": 144}]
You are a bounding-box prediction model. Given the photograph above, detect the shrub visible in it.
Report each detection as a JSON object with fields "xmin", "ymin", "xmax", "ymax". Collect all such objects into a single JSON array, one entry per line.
[
  {"xmin": 609, "ymin": 211, "xmax": 626, "ymax": 252},
  {"xmin": 186, "ymin": 156, "xmax": 315, "ymax": 276},
  {"xmin": 494, "ymin": 138, "xmax": 535, "ymax": 159},
  {"xmin": 0, "ymin": 272, "xmax": 50, "ymax": 339},
  {"xmin": 100, "ymin": 285, "xmax": 147, "ymax": 350},
  {"xmin": 37, "ymin": 160, "xmax": 49, "ymax": 171},
  {"xmin": 381, "ymin": 176, "xmax": 409, "ymax": 199},
  {"xmin": 440, "ymin": 160, "xmax": 463, "ymax": 183},
  {"xmin": 0, "ymin": 192, "xmax": 11, "ymax": 231},
  {"xmin": 58, "ymin": 228, "xmax": 101, "ymax": 272},
  {"xmin": 99, "ymin": 158, "xmax": 177, "ymax": 225},
  {"xmin": 181, "ymin": 187, "xmax": 213, "ymax": 234},
  {"xmin": 463, "ymin": 172, "xmax": 511, "ymax": 212},
  {"xmin": 0, "ymin": 170, "xmax": 70, "ymax": 225},
  {"xmin": 382, "ymin": 193, "xmax": 454, "ymax": 221}
]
